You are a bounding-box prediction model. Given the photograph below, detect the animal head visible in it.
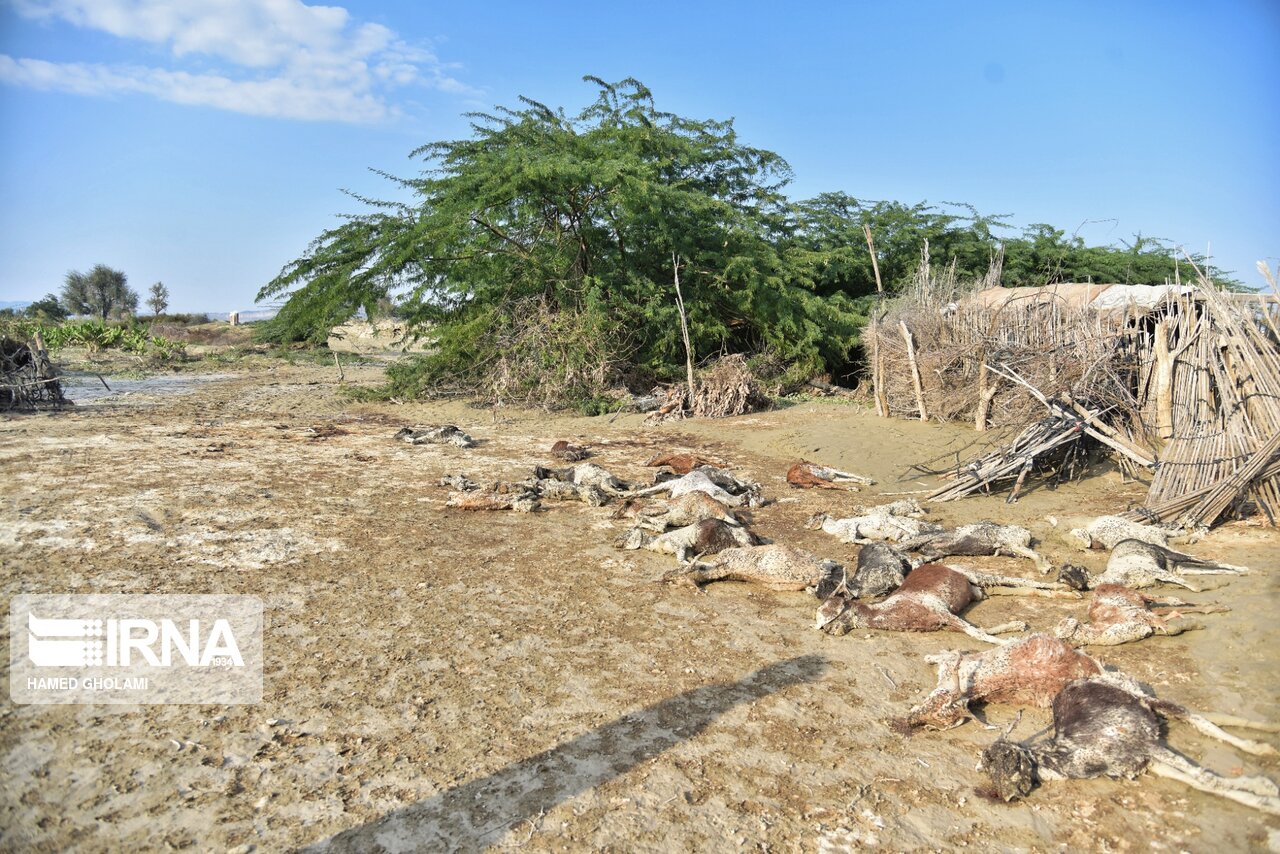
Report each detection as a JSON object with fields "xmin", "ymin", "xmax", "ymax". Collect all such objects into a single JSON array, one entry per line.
[
  {"xmin": 1057, "ymin": 563, "xmax": 1090, "ymax": 591},
  {"xmin": 803, "ymin": 512, "xmax": 829, "ymax": 530},
  {"xmin": 815, "ymin": 592, "xmax": 856, "ymax": 633},
  {"xmin": 979, "ymin": 740, "xmax": 1039, "ymax": 803},
  {"xmin": 1052, "ymin": 616, "xmax": 1081, "ymax": 641},
  {"xmin": 1066, "ymin": 528, "xmax": 1094, "ymax": 550},
  {"xmin": 614, "ymin": 528, "xmax": 650, "ymax": 550}
]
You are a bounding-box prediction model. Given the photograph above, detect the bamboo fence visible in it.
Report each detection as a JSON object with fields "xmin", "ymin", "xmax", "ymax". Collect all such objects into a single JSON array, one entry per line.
[{"xmin": 868, "ymin": 268, "xmax": 1280, "ymax": 527}]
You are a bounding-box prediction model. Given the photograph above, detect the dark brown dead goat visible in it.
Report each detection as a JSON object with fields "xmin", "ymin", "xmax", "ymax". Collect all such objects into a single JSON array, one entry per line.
[
  {"xmin": 816, "ymin": 563, "xmax": 1027, "ymax": 644},
  {"xmin": 981, "ymin": 679, "xmax": 1280, "ymax": 815}
]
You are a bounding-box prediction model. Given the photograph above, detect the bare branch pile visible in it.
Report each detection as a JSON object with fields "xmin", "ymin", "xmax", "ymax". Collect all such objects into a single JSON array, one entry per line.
[{"xmin": 1, "ymin": 334, "xmax": 66, "ymax": 410}]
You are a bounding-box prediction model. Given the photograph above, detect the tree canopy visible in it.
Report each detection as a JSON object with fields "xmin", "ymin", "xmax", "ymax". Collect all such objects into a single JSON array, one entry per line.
[
  {"xmin": 62, "ymin": 265, "xmax": 138, "ymax": 321},
  {"xmin": 261, "ymin": 77, "xmax": 1240, "ymax": 401}
]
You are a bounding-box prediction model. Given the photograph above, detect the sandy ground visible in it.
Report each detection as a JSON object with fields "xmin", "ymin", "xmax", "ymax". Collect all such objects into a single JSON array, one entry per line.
[{"xmin": 1, "ymin": 363, "xmax": 1277, "ymax": 853}]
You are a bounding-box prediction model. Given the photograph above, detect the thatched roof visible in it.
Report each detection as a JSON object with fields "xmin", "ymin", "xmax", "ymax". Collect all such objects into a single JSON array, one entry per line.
[{"xmin": 966, "ymin": 283, "xmax": 1195, "ymax": 314}]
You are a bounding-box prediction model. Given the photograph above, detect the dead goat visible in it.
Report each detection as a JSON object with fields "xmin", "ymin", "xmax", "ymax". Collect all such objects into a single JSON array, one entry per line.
[
  {"xmin": 816, "ymin": 563, "xmax": 1028, "ymax": 645},
  {"xmin": 805, "ymin": 509, "xmax": 941, "ymax": 544},
  {"xmin": 550, "ymin": 440, "xmax": 590, "ymax": 461},
  {"xmin": 664, "ymin": 544, "xmax": 843, "ymax": 593},
  {"xmin": 907, "ymin": 633, "xmax": 1277, "ymax": 759},
  {"xmin": 614, "ymin": 492, "xmax": 742, "ymax": 532},
  {"xmin": 1091, "ymin": 539, "xmax": 1248, "ymax": 592},
  {"xmin": 645, "ymin": 452, "xmax": 723, "ymax": 474},
  {"xmin": 394, "ymin": 425, "xmax": 476, "ymax": 448},
  {"xmin": 617, "ymin": 518, "xmax": 759, "ymax": 563},
  {"xmin": 1053, "ymin": 584, "xmax": 1228, "ymax": 646},
  {"xmin": 838, "ymin": 544, "xmax": 1077, "ymax": 602},
  {"xmin": 1066, "ymin": 515, "xmax": 1199, "ymax": 550},
  {"xmin": 629, "ymin": 468, "xmax": 763, "ymax": 508},
  {"xmin": 902, "ymin": 522, "xmax": 1051, "ymax": 574},
  {"xmin": 980, "ymin": 679, "xmax": 1280, "ymax": 814},
  {"xmin": 786, "ymin": 461, "xmax": 875, "ymax": 490},
  {"xmin": 533, "ymin": 463, "xmax": 630, "ymax": 496},
  {"xmin": 843, "ymin": 542, "xmax": 915, "ymax": 599}
]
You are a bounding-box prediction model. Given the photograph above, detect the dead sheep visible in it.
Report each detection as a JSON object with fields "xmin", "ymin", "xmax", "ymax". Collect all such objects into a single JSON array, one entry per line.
[
  {"xmin": 614, "ymin": 492, "xmax": 742, "ymax": 532},
  {"xmin": 902, "ymin": 522, "xmax": 1051, "ymax": 573},
  {"xmin": 394, "ymin": 425, "xmax": 476, "ymax": 448},
  {"xmin": 1052, "ymin": 584, "xmax": 1228, "ymax": 646},
  {"xmin": 1066, "ymin": 515, "xmax": 1200, "ymax": 550},
  {"xmin": 1093, "ymin": 539, "xmax": 1249, "ymax": 591},
  {"xmin": 664, "ymin": 544, "xmax": 843, "ymax": 592}
]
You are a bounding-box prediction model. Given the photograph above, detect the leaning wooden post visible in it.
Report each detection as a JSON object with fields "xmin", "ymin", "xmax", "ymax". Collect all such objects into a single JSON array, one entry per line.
[
  {"xmin": 1153, "ymin": 318, "xmax": 1175, "ymax": 441},
  {"xmin": 864, "ymin": 224, "xmax": 883, "ymax": 294},
  {"xmin": 900, "ymin": 320, "xmax": 928, "ymax": 421},
  {"xmin": 975, "ymin": 358, "xmax": 1000, "ymax": 432},
  {"xmin": 673, "ymin": 253, "xmax": 696, "ymax": 410},
  {"xmin": 870, "ymin": 317, "xmax": 885, "ymax": 417}
]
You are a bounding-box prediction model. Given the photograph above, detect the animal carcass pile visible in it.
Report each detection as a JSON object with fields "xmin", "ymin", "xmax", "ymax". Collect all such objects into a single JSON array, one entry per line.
[{"xmin": 398, "ymin": 422, "xmax": 1280, "ymax": 814}]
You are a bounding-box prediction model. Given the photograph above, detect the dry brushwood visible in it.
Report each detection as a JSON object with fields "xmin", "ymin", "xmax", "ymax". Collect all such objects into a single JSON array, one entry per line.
[
  {"xmin": 1, "ymin": 336, "xmax": 65, "ymax": 410},
  {"xmin": 646, "ymin": 355, "xmax": 771, "ymax": 421}
]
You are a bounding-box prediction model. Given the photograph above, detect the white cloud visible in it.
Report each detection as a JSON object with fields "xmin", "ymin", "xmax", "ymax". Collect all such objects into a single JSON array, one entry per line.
[{"xmin": 1, "ymin": 0, "xmax": 477, "ymax": 122}]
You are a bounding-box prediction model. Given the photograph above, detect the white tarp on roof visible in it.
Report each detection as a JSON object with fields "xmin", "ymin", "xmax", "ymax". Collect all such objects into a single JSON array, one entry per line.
[{"xmin": 1085, "ymin": 284, "xmax": 1195, "ymax": 311}]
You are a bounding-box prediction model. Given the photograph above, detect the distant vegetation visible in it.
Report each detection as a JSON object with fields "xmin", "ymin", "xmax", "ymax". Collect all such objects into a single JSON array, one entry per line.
[{"xmin": 258, "ymin": 77, "xmax": 1240, "ymax": 405}]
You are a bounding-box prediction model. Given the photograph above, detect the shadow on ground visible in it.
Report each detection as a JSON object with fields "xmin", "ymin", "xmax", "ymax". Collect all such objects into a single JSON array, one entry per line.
[{"xmin": 305, "ymin": 654, "xmax": 829, "ymax": 853}]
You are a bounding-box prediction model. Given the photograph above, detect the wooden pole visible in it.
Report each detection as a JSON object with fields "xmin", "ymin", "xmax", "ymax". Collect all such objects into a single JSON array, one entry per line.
[
  {"xmin": 900, "ymin": 321, "xmax": 927, "ymax": 421},
  {"xmin": 673, "ymin": 253, "xmax": 696, "ymax": 409},
  {"xmin": 864, "ymin": 224, "xmax": 883, "ymax": 294}
]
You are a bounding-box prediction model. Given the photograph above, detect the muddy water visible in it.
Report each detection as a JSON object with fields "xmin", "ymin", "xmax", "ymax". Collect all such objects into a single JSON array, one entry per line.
[{"xmin": 58, "ymin": 370, "xmax": 236, "ymax": 404}]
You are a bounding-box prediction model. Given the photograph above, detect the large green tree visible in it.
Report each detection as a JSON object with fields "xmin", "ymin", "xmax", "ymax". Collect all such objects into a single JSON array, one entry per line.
[
  {"xmin": 260, "ymin": 77, "xmax": 863, "ymax": 395},
  {"xmin": 62, "ymin": 265, "xmax": 138, "ymax": 320}
]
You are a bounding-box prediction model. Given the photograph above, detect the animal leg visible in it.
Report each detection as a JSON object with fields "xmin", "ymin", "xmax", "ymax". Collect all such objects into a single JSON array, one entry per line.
[
  {"xmin": 1171, "ymin": 710, "xmax": 1278, "ymax": 757},
  {"xmin": 999, "ymin": 544, "xmax": 1053, "ymax": 574},
  {"xmin": 1148, "ymin": 748, "xmax": 1280, "ymax": 815},
  {"xmin": 1200, "ymin": 714, "xmax": 1280, "ymax": 733},
  {"xmin": 978, "ymin": 585, "xmax": 1082, "ymax": 599},
  {"xmin": 948, "ymin": 615, "xmax": 1017, "ymax": 645},
  {"xmin": 1178, "ymin": 565, "xmax": 1249, "ymax": 575},
  {"xmin": 1149, "ymin": 603, "xmax": 1229, "ymax": 616},
  {"xmin": 983, "ymin": 620, "xmax": 1030, "ymax": 635},
  {"xmin": 1151, "ymin": 615, "xmax": 1205, "ymax": 637},
  {"xmin": 952, "ymin": 567, "xmax": 1081, "ymax": 597}
]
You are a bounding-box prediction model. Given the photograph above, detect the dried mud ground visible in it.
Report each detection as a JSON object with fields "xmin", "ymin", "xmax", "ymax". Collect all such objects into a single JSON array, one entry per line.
[{"xmin": 1, "ymin": 364, "xmax": 1277, "ymax": 853}]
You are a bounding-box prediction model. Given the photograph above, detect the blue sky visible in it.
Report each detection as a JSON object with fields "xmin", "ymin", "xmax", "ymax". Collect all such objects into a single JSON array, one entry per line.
[{"xmin": 1, "ymin": 0, "xmax": 1277, "ymax": 313}]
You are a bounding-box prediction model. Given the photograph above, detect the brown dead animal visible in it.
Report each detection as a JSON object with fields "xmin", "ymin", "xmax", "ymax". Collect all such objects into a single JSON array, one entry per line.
[
  {"xmin": 550, "ymin": 440, "xmax": 591, "ymax": 462},
  {"xmin": 907, "ymin": 633, "xmax": 1278, "ymax": 760},
  {"xmin": 816, "ymin": 563, "xmax": 1027, "ymax": 644},
  {"xmin": 664, "ymin": 544, "xmax": 843, "ymax": 593},
  {"xmin": 1053, "ymin": 584, "xmax": 1228, "ymax": 646},
  {"xmin": 980, "ymin": 679, "xmax": 1280, "ymax": 814},
  {"xmin": 786, "ymin": 461, "xmax": 875, "ymax": 490},
  {"xmin": 645, "ymin": 452, "xmax": 722, "ymax": 474}
]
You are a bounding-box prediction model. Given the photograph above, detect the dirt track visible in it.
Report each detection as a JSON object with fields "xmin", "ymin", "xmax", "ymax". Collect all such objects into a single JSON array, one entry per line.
[{"xmin": 2, "ymin": 365, "xmax": 1277, "ymax": 852}]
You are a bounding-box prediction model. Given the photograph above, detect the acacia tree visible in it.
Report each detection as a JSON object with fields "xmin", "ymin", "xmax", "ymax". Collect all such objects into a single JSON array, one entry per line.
[
  {"xmin": 147, "ymin": 281, "xmax": 170, "ymax": 317},
  {"xmin": 62, "ymin": 265, "xmax": 138, "ymax": 320},
  {"xmin": 259, "ymin": 77, "xmax": 862, "ymax": 399}
]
